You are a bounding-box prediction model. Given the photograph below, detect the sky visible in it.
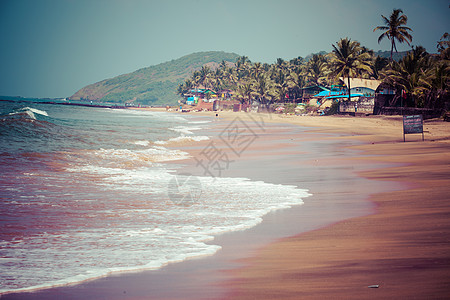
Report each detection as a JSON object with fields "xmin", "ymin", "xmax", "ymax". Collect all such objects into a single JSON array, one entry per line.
[{"xmin": 0, "ymin": 0, "xmax": 449, "ymax": 98}]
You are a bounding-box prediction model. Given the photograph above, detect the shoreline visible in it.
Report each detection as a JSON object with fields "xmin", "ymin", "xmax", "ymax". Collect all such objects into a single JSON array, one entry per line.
[{"xmin": 3, "ymin": 111, "xmax": 449, "ymax": 299}]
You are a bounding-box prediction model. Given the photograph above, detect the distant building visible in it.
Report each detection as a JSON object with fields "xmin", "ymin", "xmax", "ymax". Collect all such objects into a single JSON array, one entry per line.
[
  {"xmin": 343, "ymin": 78, "xmax": 381, "ymax": 96},
  {"xmin": 298, "ymin": 85, "xmax": 330, "ymax": 104}
]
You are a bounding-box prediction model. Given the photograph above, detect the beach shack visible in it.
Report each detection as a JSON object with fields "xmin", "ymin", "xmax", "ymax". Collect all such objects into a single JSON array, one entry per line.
[
  {"xmin": 218, "ymin": 89, "xmax": 233, "ymax": 100},
  {"xmin": 300, "ymin": 85, "xmax": 330, "ymax": 105},
  {"xmin": 338, "ymin": 78, "xmax": 381, "ymax": 114},
  {"xmin": 181, "ymin": 88, "xmax": 225, "ymax": 111},
  {"xmin": 182, "ymin": 88, "xmax": 217, "ymax": 105},
  {"xmin": 312, "ymin": 85, "xmax": 346, "ymax": 108}
]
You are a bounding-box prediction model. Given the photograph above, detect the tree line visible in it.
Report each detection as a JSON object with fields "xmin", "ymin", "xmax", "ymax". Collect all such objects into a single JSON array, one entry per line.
[{"xmin": 177, "ymin": 9, "xmax": 449, "ymax": 111}]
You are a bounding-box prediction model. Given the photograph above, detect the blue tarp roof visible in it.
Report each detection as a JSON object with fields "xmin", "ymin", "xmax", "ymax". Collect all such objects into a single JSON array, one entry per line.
[
  {"xmin": 301, "ymin": 85, "xmax": 329, "ymax": 91},
  {"xmin": 324, "ymin": 94, "xmax": 363, "ymax": 99},
  {"xmin": 189, "ymin": 89, "xmax": 216, "ymax": 94},
  {"xmin": 313, "ymin": 90, "xmax": 345, "ymax": 97}
]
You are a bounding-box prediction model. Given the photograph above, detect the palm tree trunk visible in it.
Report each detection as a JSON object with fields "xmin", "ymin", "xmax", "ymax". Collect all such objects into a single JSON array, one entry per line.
[
  {"xmin": 347, "ymin": 76, "xmax": 351, "ymax": 102},
  {"xmin": 390, "ymin": 38, "xmax": 394, "ymax": 61}
]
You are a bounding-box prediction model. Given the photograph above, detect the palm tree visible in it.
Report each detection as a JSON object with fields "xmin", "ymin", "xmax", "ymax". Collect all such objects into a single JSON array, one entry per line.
[
  {"xmin": 381, "ymin": 46, "xmax": 432, "ymax": 107},
  {"xmin": 370, "ymin": 56, "xmax": 389, "ymax": 80},
  {"xmin": 330, "ymin": 38, "xmax": 372, "ymax": 102},
  {"xmin": 286, "ymin": 68, "xmax": 306, "ymax": 102},
  {"xmin": 197, "ymin": 66, "xmax": 211, "ymax": 88},
  {"xmin": 275, "ymin": 58, "xmax": 286, "ymax": 72},
  {"xmin": 373, "ymin": 9, "xmax": 413, "ymax": 60},
  {"xmin": 224, "ymin": 68, "xmax": 238, "ymax": 89},
  {"xmin": 219, "ymin": 60, "xmax": 228, "ymax": 70},
  {"xmin": 425, "ymin": 62, "xmax": 449, "ymax": 109},
  {"xmin": 273, "ymin": 83, "xmax": 288, "ymax": 104},
  {"xmin": 437, "ymin": 32, "xmax": 450, "ymax": 60},
  {"xmin": 290, "ymin": 56, "xmax": 304, "ymax": 66},
  {"xmin": 236, "ymin": 55, "xmax": 251, "ymax": 66},
  {"xmin": 235, "ymin": 57, "xmax": 251, "ymax": 82},
  {"xmin": 253, "ymin": 74, "xmax": 274, "ymax": 107},
  {"xmin": 236, "ymin": 82, "xmax": 253, "ymax": 106},
  {"xmin": 305, "ymin": 54, "xmax": 329, "ymax": 86},
  {"xmin": 204, "ymin": 72, "xmax": 215, "ymax": 91},
  {"xmin": 250, "ymin": 62, "xmax": 263, "ymax": 79}
]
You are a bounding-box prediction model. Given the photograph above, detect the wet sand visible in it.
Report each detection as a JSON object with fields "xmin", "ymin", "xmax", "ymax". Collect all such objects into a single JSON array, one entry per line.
[{"xmin": 4, "ymin": 111, "xmax": 450, "ymax": 299}]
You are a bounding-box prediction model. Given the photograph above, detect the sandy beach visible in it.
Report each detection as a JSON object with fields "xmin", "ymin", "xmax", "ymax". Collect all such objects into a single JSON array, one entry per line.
[
  {"xmin": 171, "ymin": 110, "xmax": 450, "ymax": 299},
  {"xmin": 214, "ymin": 112, "xmax": 450, "ymax": 299},
  {"xmin": 3, "ymin": 109, "xmax": 449, "ymax": 299}
]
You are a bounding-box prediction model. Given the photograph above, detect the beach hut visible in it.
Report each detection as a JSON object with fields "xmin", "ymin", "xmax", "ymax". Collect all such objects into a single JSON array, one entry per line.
[{"xmin": 299, "ymin": 85, "xmax": 329, "ymax": 103}]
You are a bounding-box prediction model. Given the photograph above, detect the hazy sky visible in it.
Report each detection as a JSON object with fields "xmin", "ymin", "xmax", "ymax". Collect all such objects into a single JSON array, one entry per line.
[{"xmin": 0, "ymin": 0, "xmax": 448, "ymax": 98}]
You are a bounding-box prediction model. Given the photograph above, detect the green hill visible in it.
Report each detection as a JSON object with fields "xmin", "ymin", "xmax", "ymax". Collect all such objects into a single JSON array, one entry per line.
[
  {"xmin": 69, "ymin": 51, "xmax": 240, "ymax": 106},
  {"xmin": 375, "ymin": 50, "xmax": 409, "ymax": 61}
]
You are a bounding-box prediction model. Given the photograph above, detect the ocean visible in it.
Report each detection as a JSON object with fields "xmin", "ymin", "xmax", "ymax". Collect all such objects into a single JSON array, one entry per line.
[{"xmin": 0, "ymin": 100, "xmax": 310, "ymax": 294}]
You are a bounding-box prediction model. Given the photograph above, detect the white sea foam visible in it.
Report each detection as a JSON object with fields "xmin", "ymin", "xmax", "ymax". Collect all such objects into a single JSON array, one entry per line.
[
  {"xmin": 22, "ymin": 107, "xmax": 49, "ymax": 117},
  {"xmin": 6, "ymin": 107, "xmax": 49, "ymax": 120},
  {"xmin": 103, "ymin": 108, "xmax": 187, "ymax": 121},
  {"xmin": 188, "ymin": 120, "xmax": 211, "ymax": 124},
  {"xmin": 133, "ymin": 140, "xmax": 150, "ymax": 146},
  {"xmin": 8, "ymin": 110, "xmax": 36, "ymax": 120},
  {"xmin": 169, "ymin": 126, "xmax": 202, "ymax": 135},
  {"xmin": 154, "ymin": 135, "xmax": 210, "ymax": 145},
  {"xmin": 156, "ymin": 124, "xmax": 209, "ymax": 145},
  {"xmin": 94, "ymin": 146, "xmax": 190, "ymax": 163},
  {"xmin": 0, "ymin": 106, "xmax": 312, "ymax": 296},
  {"xmin": 1, "ymin": 162, "xmax": 311, "ymax": 295}
]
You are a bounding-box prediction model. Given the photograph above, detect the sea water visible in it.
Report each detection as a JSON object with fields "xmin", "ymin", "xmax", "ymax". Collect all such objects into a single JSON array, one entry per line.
[{"xmin": 0, "ymin": 100, "xmax": 310, "ymax": 294}]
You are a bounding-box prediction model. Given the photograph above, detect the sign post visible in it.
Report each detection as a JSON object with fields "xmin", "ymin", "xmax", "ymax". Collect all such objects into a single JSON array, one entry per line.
[{"xmin": 403, "ymin": 115, "xmax": 424, "ymax": 142}]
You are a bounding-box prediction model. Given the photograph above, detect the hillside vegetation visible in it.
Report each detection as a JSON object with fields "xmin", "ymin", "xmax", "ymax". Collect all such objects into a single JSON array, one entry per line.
[{"xmin": 69, "ymin": 51, "xmax": 239, "ymax": 105}]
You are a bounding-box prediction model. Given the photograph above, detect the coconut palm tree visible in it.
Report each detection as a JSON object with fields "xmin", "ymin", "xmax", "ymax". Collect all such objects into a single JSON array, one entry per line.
[
  {"xmin": 290, "ymin": 56, "xmax": 304, "ymax": 66},
  {"xmin": 330, "ymin": 38, "xmax": 372, "ymax": 102},
  {"xmin": 250, "ymin": 62, "xmax": 263, "ymax": 80},
  {"xmin": 224, "ymin": 68, "xmax": 238, "ymax": 89},
  {"xmin": 236, "ymin": 82, "xmax": 254, "ymax": 106},
  {"xmin": 253, "ymin": 74, "xmax": 274, "ymax": 107},
  {"xmin": 236, "ymin": 55, "xmax": 251, "ymax": 66},
  {"xmin": 235, "ymin": 58, "xmax": 251, "ymax": 82},
  {"xmin": 197, "ymin": 66, "xmax": 211, "ymax": 88},
  {"xmin": 286, "ymin": 68, "xmax": 306, "ymax": 102},
  {"xmin": 381, "ymin": 46, "xmax": 432, "ymax": 107},
  {"xmin": 305, "ymin": 54, "xmax": 329, "ymax": 86},
  {"xmin": 370, "ymin": 56, "xmax": 390, "ymax": 80},
  {"xmin": 273, "ymin": 83, "xmax": 288, "ymax": 104},
  {"xmin": 425, "ymin": 62, "xmax": 449, "ymax": 109},
  {"xmin": 275, "ymin": 58, "xmax": 286, "ymax": 72},
  {"xmin": 373, "ymin": 9, "xmax": 413, "ymax": 60},
  {"xmin": 437, "ymin": 32, "xmax": 450, "ymax": 61}
]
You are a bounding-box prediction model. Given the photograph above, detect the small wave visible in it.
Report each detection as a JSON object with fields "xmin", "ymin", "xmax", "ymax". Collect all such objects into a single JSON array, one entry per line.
[
  {"xmin": 2, "ymin": 165, "xmax": 311, "ymax": 295},
  {"xmin": 154, "ymin": 135, "xmax": 210, "ymax": 145},
  {"xmin": 93, "ymin": 146, "xmax": 190, "ymax": 164},
  {"xmin": 169, "ymin": 126, "xmax": 202, "ymax": 135},
  {"xmin": 6, "ymin": 110, "xmax": 37, "ymax": 120},
  {"xmin": 21, "ymin": 107, "xmax": 49, "ymax": 117},
  {"xmin": 133, "ymin": 140, "xmax": 150, "ymax": 146},
  {"xmin": 188, "ymin": 120, "xmax": 211, "ymax": 124},
  {"xmin": 5, "ymin": 107, "xmax": 49, "ymax": 120},
  {"xmin": 0, "ymin": 107, "xmax": 59, "ymax": 148}
]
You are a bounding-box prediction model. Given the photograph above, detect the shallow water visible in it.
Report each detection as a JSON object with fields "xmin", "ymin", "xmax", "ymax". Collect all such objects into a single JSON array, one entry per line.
[{"xmin": 0, "ymin": 101, "xmax": 310, "ymax": 294}]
